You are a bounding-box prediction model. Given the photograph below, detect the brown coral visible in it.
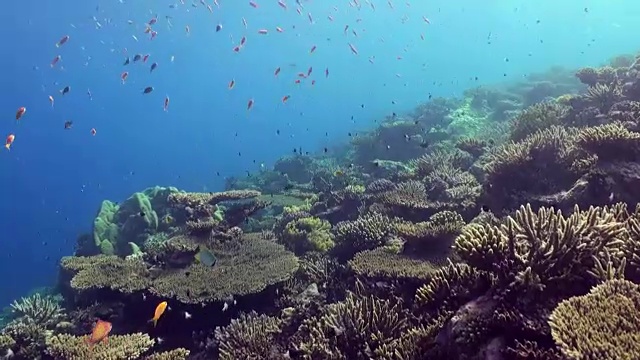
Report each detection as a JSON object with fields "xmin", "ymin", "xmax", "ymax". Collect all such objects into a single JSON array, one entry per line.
[
  {"xmin": 214, "ymin": 311, "xmax": 283, "ymax": 360},
  {"xmin": 576, "ymin": 122, "xmax": 640, "ymax": 162},
  {"xmin": 45, "ymin": 332, "xmax": 155, "ymax": 360},
  {"xmin": 549, "ymin": 279, "xmax": 640, "ymax": 360},
  {"xmin": 349, "ymin": 247, "xmax": 442, "ymax": 280},
  {"xmin": 61, "ymin": 255, "xmax": 151, "ymax": 293},
  {"xmin": 509, "ymin": 101, "xmax": 569, "ymax": 142},
  {"xmin": 333, "ymin": 212, "xmax": 397, "ymax": 258}
]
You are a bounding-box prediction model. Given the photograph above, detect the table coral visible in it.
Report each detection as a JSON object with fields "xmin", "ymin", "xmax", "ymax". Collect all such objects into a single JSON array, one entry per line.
[
  {"xmin": 549, "ymin": 279, "xmax": 640, "ymax": 360},
  {"xmin": 61, "ymin": 255, "xmax": 151, "ymax": 293}
]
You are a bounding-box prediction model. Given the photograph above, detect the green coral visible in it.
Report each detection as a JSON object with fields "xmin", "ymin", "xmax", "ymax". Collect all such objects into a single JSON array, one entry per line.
[
  {"xmin": 283, "ymin": 217, "xmax": 335, "ymax": 253},
  {"xmin": 92, "ymin": 200, "xmax": 119, "ymax": 254},
  {"xmin": 549, "ymin": 279, "xmax": 640, "ymax": 360}
]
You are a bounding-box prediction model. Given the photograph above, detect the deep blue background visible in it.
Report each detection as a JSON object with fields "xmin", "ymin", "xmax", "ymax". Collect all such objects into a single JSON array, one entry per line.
[{"xmin": 0, "ymin": 0, "xmax": 637, "ymax": 305}]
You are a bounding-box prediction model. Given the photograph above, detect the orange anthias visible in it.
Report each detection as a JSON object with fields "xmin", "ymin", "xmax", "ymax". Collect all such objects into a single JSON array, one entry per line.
[
  {"xmin": 5, "ymin": 134, "xmax": 15, "ymax": 150},
  {"xmin": 150, "ymin": 301, "xmax": 168, "ymax": 327},
  {"xmin": 86, "ymin": 319, "xmax": 112, "ymax": 346}
]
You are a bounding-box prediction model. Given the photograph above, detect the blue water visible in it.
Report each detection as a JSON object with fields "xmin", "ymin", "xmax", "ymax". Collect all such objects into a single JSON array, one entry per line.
[{"xmin": 0, "ymin": 0, "xmax": 638, "ymax": 305}]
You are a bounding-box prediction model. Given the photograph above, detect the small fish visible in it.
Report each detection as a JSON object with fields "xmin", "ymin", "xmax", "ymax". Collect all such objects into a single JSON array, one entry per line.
[
  {"xmin": 64, "ymin": 120, "xmax": 73, "ymax": 129},
  {"xmin": 143, "ymin": 86, "xmax": 154, "ymax": 94},
  {"xmin": 242, "ymin": 17, "xmax": 248, "ymax": 28},
  {"xmin": 325, "ymin": 67, "xmax": 329, "ymax": 77},
  {"xmin": 276, "ymin": 26, "xmax": 284, "ymax": 32},
  {"xmin": 148, "ymin": 16, "xmax": 158, "ymax": 26},
  {"xmin": 86, "ymin": 320, "xmax": 112, "ymax": 347},
  {"xmin": 228, "ymin": 79, "xmax": 235, "ymax": 89},
  {"xmin": 249, "ymin": 1, "xmax": 258, "ymax": 8},
  {"xmin": 150, "ymin": 301, "xmax": 168, "ymax": 327},
  {"xmin": 163, "ymin": 96, "xmax": 170, "ymax": 111},
  {"xmin": 278, "ymin": 0, "xmax": 287, "ymax": 9},
  {"xmin": 170, "ymin": 55, "xmax": 175, "ymax": 62},
  {"xmin": 121, "ymin": 71, "xmax": 128, "ymax": 84},
  {"xmin": 5, "ymin": 134, "xmax": 15, "ymax": 150},
  {"xmin": 274, "ymin": 67, "xmax": 281, "ymax": 76},
  {"xmin": 334, "ymin": 170, "xmax": 344, "ymax": 177},
  {"xmin": 150, "ymin": 62, "xmax": 157, "ymax": 72},
  {"xmin": 55, "ymin": 35, "xmax": 70, "ymax": 47},
  {"xmin": 48, "ymin": 95, "xmax": 54, "ymax": 107},
  {"xmin": 258, "ymin": 29, "xmax": 268, "ymax": 34},
  {"xmin": 51, "ymin": 55, "xmax": 61, "ymax": 67},
  {"xmin": 15, "ymin": 107, "xmax": 26, "ymax": 120},
  {"xmin": 133, "ymin": 54, "xmax": 142, "ymax": 62},
  {"xmin": 185, "ymin": 25, "xmax": 190, "ymax": 35},
  {"xmin": 240, "ymin": 36, "xmax": 246, "ymax": 46},
  {"xmin": 143, "ymin": 54, "xmax": 150, "ymax": 63},
  {"xmin": 282, "ymin": 95, "xmax": 291, "ymax": 103},
  {"xmin": 247, "ymin": 98, "xmax": 254, "ymax": 110},
  {"xmin": 216, "ymin": 23, "xmax": 222, "ymax": 32},
  {"xmin": 60, "ymin": 86, "xmax": 70, "ymax": 95},
  {"xmin": 222, "ymin": 302, "xmax": 229, "ymax": 311},
  {"xmin": 307, "ymin": 66, "xmax": 312, "ymax": 76},
  {"xmin": 348, "ymin": 43, "xmax": 358, "ymax": 55},
  {"xmin": 310, "ymin": 45, "xmax": 317, "ymax": 53},
  {"xmin": 195, "ymin": 247, "xmax": 217, "ymax": 266},
  {"xmin": 123, "ymin": 57, "xmax": 130, "ymax": 65},
  {"xmin": 90, "ymin": 128, "xmax": 97, "ymax": 136}
]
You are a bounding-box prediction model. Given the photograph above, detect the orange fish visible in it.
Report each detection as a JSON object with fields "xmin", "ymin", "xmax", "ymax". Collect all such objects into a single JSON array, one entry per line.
[
  {"xmin": 274, "ymin": 67, "xmax": 281, "ymax": 76},
  {"xmin": 121, "ymin": 71, "xmax": 129, "ymax": 84},
  {"xmin": 86, "ymin": 319, "xmax": 112, "ymax": 346},
  {"xmin": 90, "ymin": 128, "xmax": 97, "ymax": 136},
  {"xmin": 228, "ymin": 79, "xmax": 235, "ymax": 89},
  {"xmin": 5, "ymin": 134, "xmax": 15, "ymax": 150},
  {"xmin": 150, "ymin": 301, "xmax": 168, "ymax": 327},
  {"xmin": 282, "ymin": 95, "xmax": 290, "ymax": 103},
  {"xmin": 247, "ymin": 98, "xmax": 254, "ymax": 110},
  {"xmin": 15, "ymin": 107, "xmax": 26, "ymax": 120}
]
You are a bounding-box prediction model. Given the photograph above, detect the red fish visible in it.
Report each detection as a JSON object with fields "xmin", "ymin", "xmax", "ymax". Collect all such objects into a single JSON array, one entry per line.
[
  {"xmin": 121, "ymin": 71, "xmax": 129, "ymax": 84},
  {"xmin": 5, "ymin": 134, "xmax": 15, "ymax": 150},
  {"xmin": 274, "ymin": 67, "xmax": 281, "ymax": 76},
  {"xmin": 55, "ymin": 35, "xmax": 70, "ymax": 47},
  {"xmin": 86, "ymin": 319, "xmax": 112, "ymax": 347},
  {"xmin": 15, "ymin": 107, "xmax": 26, "ymax": 120},
  {"xmin": 143, "ymin": 54, "xmax": 150, "ymax": 62},
  {"xmin": 282, "ymin": 95, "xmax": 290, "ymax": 103}
]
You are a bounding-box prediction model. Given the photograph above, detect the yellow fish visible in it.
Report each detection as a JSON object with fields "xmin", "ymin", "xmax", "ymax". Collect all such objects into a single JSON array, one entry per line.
[{"xmin": 150, "ymin": 301, "xmax": 168, "ymax": 327}]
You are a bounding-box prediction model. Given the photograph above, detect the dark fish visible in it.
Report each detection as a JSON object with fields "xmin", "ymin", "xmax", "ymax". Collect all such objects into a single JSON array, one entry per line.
[
  {"xmin": 64, "ymin": 120, "xmax": 73, "ymax": 129},
  {"xmin": 60, "ymin": 86, "xmax": 70, "ymax": 95},
  {"xmin": 139, "ymin": 211, "xmax": 145, "ymax": 217},
  {"xmin": 216, "ymin": 24, "xmax": 222, "ymax": 32},
  {"xmin": 123, "ymin": 57, "xmax": 130, "ymax": 65},
  {"xmin": 419, "ymin": 141, "xmax": 429, "ymax": 148},
  {"xmin": 150, "ymin": 62, "xmax": 158, "ymax": 72},
  {"xmin": 143, "ymin": 86, "xmax": 154, "ymax": 94},
  {"xmin": 133, "ymin": 54, "xmax": 142, "ymax": 62}
]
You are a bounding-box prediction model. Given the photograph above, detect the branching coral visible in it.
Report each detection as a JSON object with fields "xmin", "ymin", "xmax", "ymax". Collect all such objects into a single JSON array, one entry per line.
[
  {"xmin": 508, "ymin": 101, "xmax": 569, "ymax": 141},
  {"xmin": 294, "ymin": 293, "xmax": 409, "ymax": 359},
  {"xmin": 575, "ymin": 66, "xmax": 617, "ymax": 87},
  {"xmin": 424, "ymin": 164, "xmax": 480, "ymax": 213},
  {"xmin": 143, "ymin": 348, "xmax": 190, "ymax": 360},
  {"xmin": 349, "ymin": 247, "xmax": 442, "ymax": 280},
  {"xmin": 214, "ymin": 311, "xmax": 284, "ymax": 360},
  {"xmin": 282, "ymin": 216, "xmax": 335, "ymax": 253},
  {"xmin": 394, "ymin": 210, "xmax": 465, "ymax": 259},
  {"xmin": 549, "ymin": 279, "xmax": 640, "ymax": 360},
  {"xmin": 576, "ymin": 122, "xmax": 640, "ymax": 162},
  {"xmin": 455, "ymin": 137, "xmax": 487, "ymax": 158},
  {"xmin": 408, "ymin": 149, "xmax": 473, "ymax": 179},
  {"xmin": 333, "ymin": 212, "xmax": 398, "ymax": 259},
  {"xmin": 10, "ymin": 293, "xmax": 65, "ymax": 328},
  {"xmin": 454, "ymin": 204, "xmax": 626, "ymax": 297},
  {"xmin": 45, "ymin": 332, "xmax": 155, "ymax": 360},
  {"xmin": 583, "ymin": 82, "xmax": 623, "ymax": 112}
]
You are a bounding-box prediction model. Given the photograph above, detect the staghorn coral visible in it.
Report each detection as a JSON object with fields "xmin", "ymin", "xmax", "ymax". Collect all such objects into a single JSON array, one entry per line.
[
  {"xmin": 61, "ymin": 255, "xmax": 151, "ymax": 293},
  {"xmin": 484, "ymin": 125, "xmax": 586, "ymax": 212},
  {"xmin": 45, "ymin": 332, "xmax": 155, "ymax": 360},
  {"xmin": 214, "ymin": 311, "xmax": 284, "ymax": 360},
  {"xmin": 333, "ymin": 212, "xmax": 397, "ymax": 259},
  {"xmin": 377, "ymin": 180, "xmax": 440, "ymax": 216},
  {"xmin": 575, "ymin": 66, "xmax": 617, "ymax": 87},
  {"xmin": 454, "ymin": 204, "xmax": 626, "ymax": 297},
  {"xmin": 394, "ymin": 210, "xmax": 465, "ymax": 260},
  {"xmin": 424, "ymin": 164, "xmax": 480, "ymax": 213},
  {"xmin": 549, "ymin": 279, "xmax": 640, "ymax": 360},
  {"xmin": 364, "ymin": 179, "xmax": 396, "ymax": 194},
  {"xmin": 508, "ymin": 101, "xmax": 569, "ymax": 142},
  {"xmin": 576, "ymin": 122, "xmax": 640, "ymax": 162},
  {"xmin": 10, "ymin": 293, "xmax": 65, "ymax": 328},
  {"xmin": 1, "ymin": 321, "xmax": 51, "ymax": 359},
  {"xmin": 150, "ymin": 238, "xmax": 298, "ymax": 304},
  {"xmin": 583, "ymin": 82, "xmax": 623, "ymax": 112},
  {"xmin": 455, "ymin": 137, "xmax": 487, "ymax": 158},
  {"xmin": 408, "ymin": 149, "xmax": 473, "ymax": 179},
  {"xmin": 295, "ymin": 293, "xmax": 409, "ymax": 359}
]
